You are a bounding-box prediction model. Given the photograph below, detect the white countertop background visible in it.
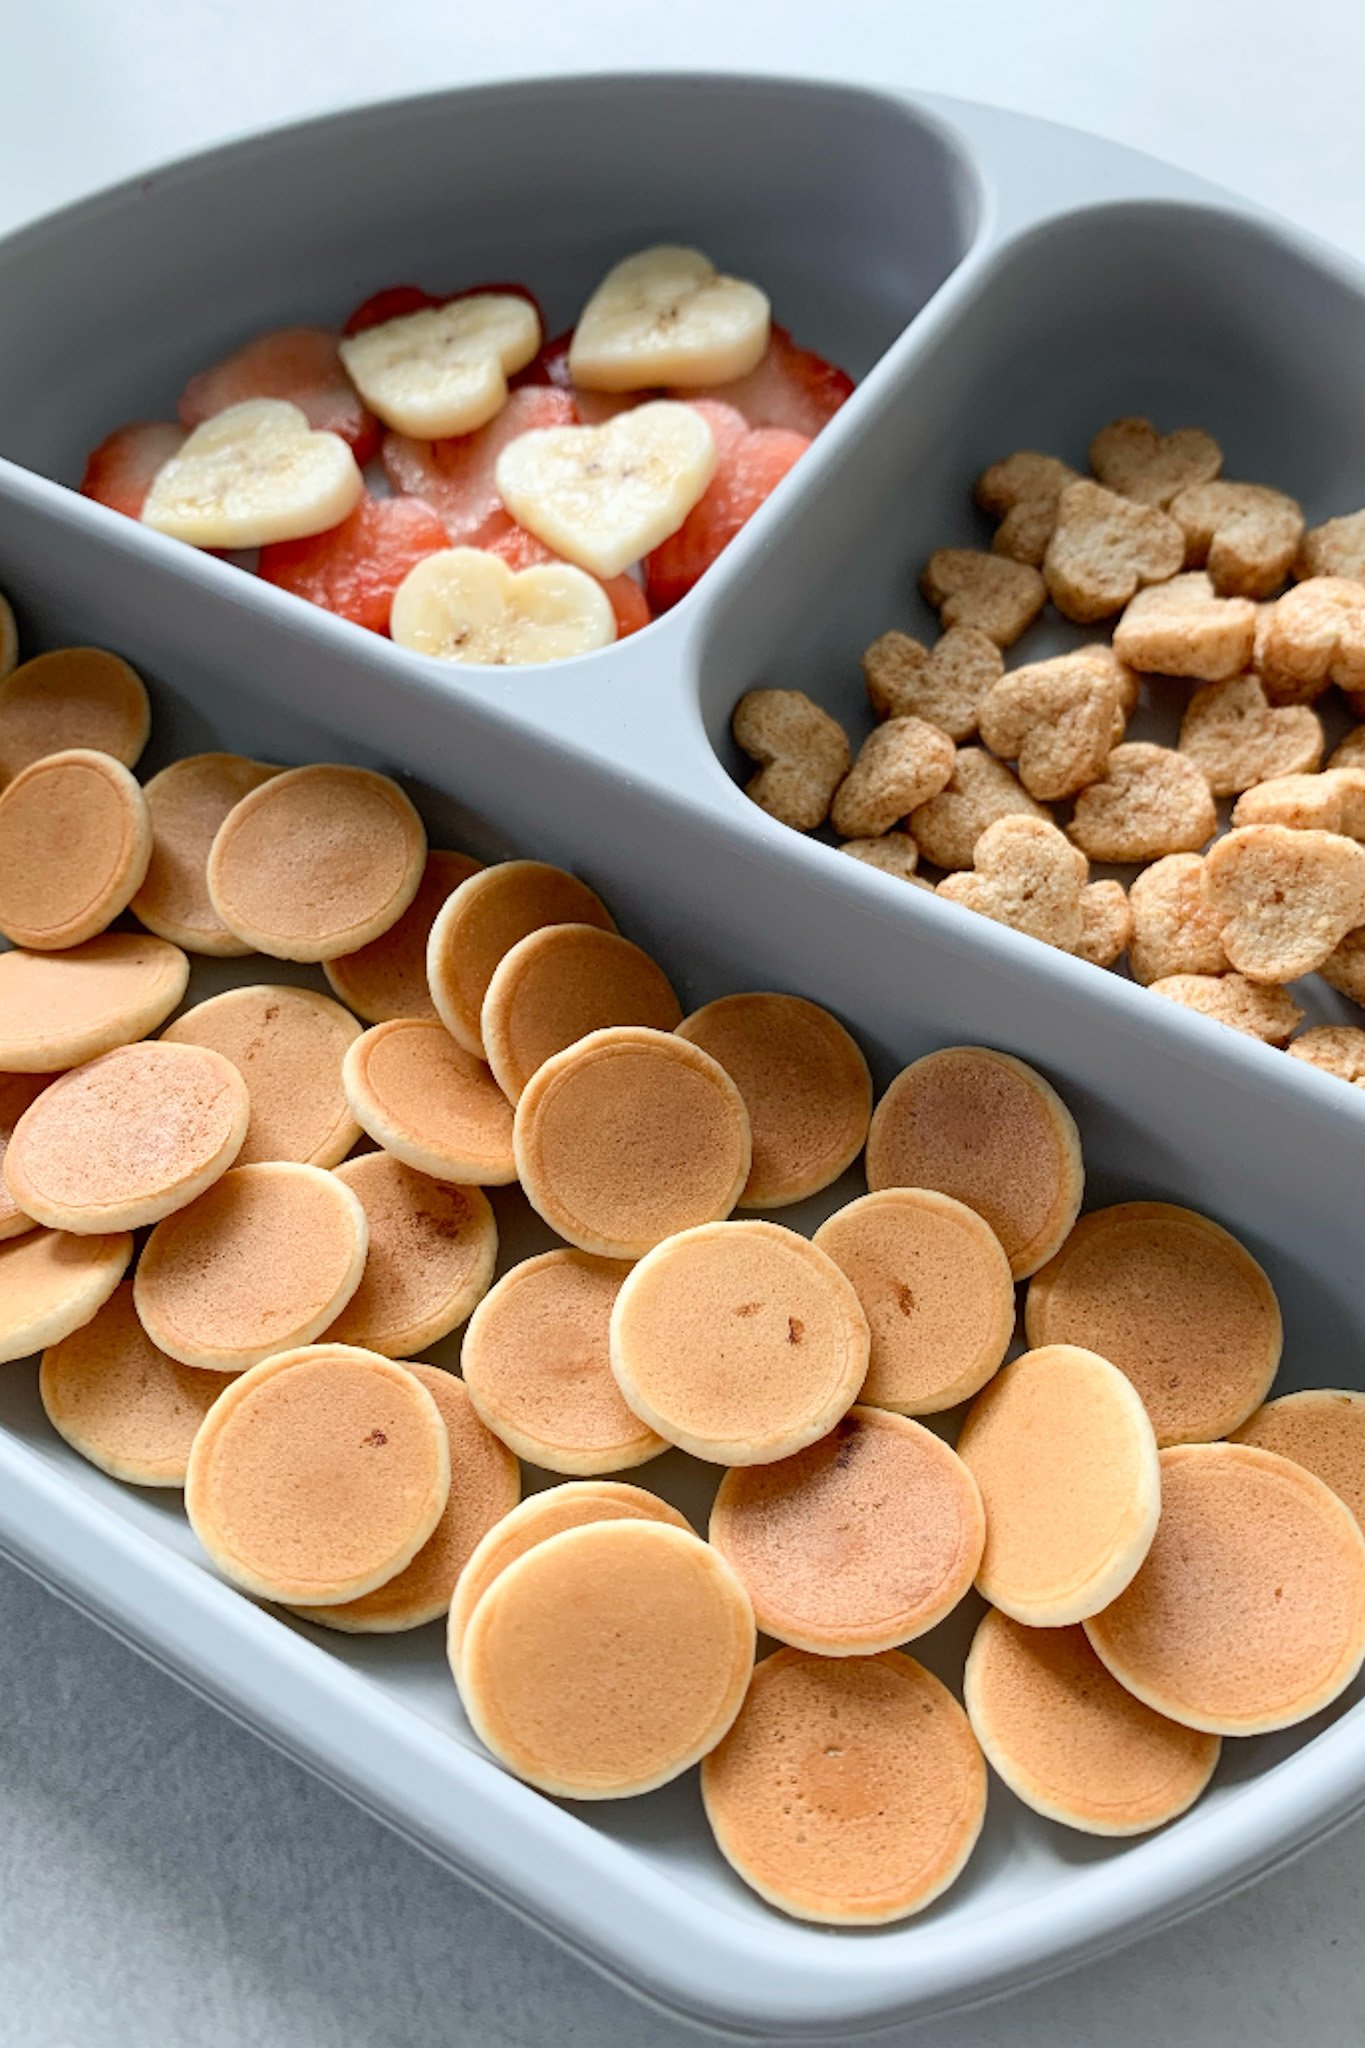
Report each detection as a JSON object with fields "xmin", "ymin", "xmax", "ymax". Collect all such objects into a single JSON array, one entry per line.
[{"xmin": 3, "ymin": 5, "xmax": 1364, "ymax": 2042}]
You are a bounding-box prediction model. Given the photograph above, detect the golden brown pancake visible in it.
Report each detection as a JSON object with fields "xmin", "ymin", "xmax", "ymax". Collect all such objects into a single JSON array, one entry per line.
[
  {"xmin": 324, "ymin": 1153, "xmax": 496, "ymax": 1356},
  {"xmin": 0, "ymin": 1072, "xmax": 53, "ymax": 1240},
  {"xmin": 163, "ymin": 984, "xmax": 362, "ymax": 1168},
  {"xmin": 324, "ymin": 849, "xmax": 482, "ymax": 1022},
  {"xmin": 957, "ymin": 1343, "xmax": 1160, "ymax": 1625},
  {"xmin": 0, "ymin": 749, "xmax": 151, "ymax": 950},
  {"xmin": 0, "ymin": 647, "xmax": 150, "ymax": 786},
  {"xmin": 865, "ymin": 1046, "xmax": 1084, "ymax": 1279},
  {"xmin": 447, "ymin": 1479, "xmax": 690, "ymax": 1675},
  {"xmin": 4, "ymin": 1041, "xmax": 249, "ymax": 1233},
  {"xmin": 1025, "ymin": 1202, "xmax": 1282, "ymax": 1444},
  {"xmin": 1232, "ymin": 1389, "xmax": 1365, "ymax": 1528},
  {"xmin": 1086, "ymin": 1442, "xmax": 1365, "ymax": 1735},
  {"xmin": 342, "ymin": 1019, "xmax": 516, "ymax": 1184},
  {"xmin": 481, "ymin": 923, "xmax": 681, "ymax": 1103},
  {"xmin": 964, "ymin": 1608, "xmax": 1220, "ymax": 1835},
  {"xmin": 812, "ymin": 1188, "xmax": 1015, "ymax": 1414},
  {"xmin": 132, "ymin": 753, "xmax": 280, "ymax": 955},
  {"xmin": 39, "ymin": 1281, "xmax": 230, "ymax": 1487},
  {"xmin": 514, "ymin": 1025, "xmax": 751, "ymax": 1257},
  {"xmin": 0, "ymin": 933, "xmax": 189, "ymax": 1072},
  {"xmin": 427, "ymin": 859, "xmax": 615, "ymax": 1058},
  {"xmin": 293, "ymin": 1365, "xmax": 518, "ymax": 1631},
  {"xmin": 0, "ymin": 1224, "xmax": 132, "ymax": 1363},
  {"xmin": 701, "ymin": 1648, "xmax": 986, "ymax": 1925},
  {"xmin": 609, "ymin": 1219, "xmax": 869, "ymax": 1465},
  {"xmin": 135, "ymin": 1161, "xmax": 368, "ymax": 1370},
  {"xmin": 675, "ymin": 993, "xmax": 872, "ymax": 1208},
  {"xmin": 709, "ymin": 1406, "xmax": 983, "ymax": 1652},
  {"xmin": 461, "ymin": 1248, "xmax": 664, "ymax": 1474},
  {"xmin": 206, "ymin": 763, "xmax": 426, "ymax": 961},
  {"xmin": 457, "ymin": 1519, "xmax": 754, "ymax": 1798},
  {"xmin": 185, "ymin": 1343, "xmax": 450, "ymax": 1604}
]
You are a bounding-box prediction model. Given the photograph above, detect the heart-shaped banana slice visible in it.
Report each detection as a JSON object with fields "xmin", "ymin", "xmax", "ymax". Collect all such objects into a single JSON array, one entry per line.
[
  {"xmin": 141, "ymin": 399, "xmax": 363, "ymax": 549},
  {"xmin": 568, "ymin": 246, "xmax": 770, "ymax": 393},
  {"xmin": 389, "ymin": 547, "xmax": 617, "ymax": 666},
  {"xmin": 495, "ymin": 401, "xmax": 716, "ymax": 580},
  {"xmin": 338, "ymin": 296, "xmax": 541, "ymax": 438}
]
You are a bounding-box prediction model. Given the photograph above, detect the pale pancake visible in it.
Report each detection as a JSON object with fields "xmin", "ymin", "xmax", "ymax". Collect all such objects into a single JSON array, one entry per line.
[
  {"xmin": 0, "ymin": 1224, "xmax": 132, "ymax": 1364},
  {"xmin": 324, "ymin": 849, "xmax": 482, "ymax": 1022},
  {"xmin": 1232, "ymin": 1389, "xmax": 1365, "ymax": 1528},
  {"xmin": 0, "ymin": 933, "xmax": 189, "ymax": 1072},
  {"xmin": 481, "ymin": 923, "xmax": 681, "ymax": 1103},
  {"xmin": 163, "ymin": 984, "xmax": 362, "ymax": 1168},
  {"xmin": 0, "ymin": 1072, "xmax": 53, "ymax": 1239},
  {"xmin": 342, "ymin": 1019, "xmax": 516, "ymax": 1184},
  {"xmin": 132, "ymin": 752, "xmax": 280, "ymax": 955},
  {"xmin": 324, "ymin": 1153, "xmax": 497, "ymax": 1356},
  {"xmin": 427, "ymin": 859, "xmax": 615, "ymax": 1057},
  {"xmin": 0, "ymin": 749, "xmax": 151, "ymax": 949},
  {"xmin": 0, "ymin": 647, "xmax": 150, "ymax": 786}
]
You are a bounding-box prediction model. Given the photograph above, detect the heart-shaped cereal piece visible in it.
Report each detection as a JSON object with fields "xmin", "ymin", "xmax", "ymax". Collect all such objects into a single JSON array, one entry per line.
[
  {"xmin": 1068, "ymin": 742, "xmax": 1216, "ymax": 863},
  {"xmin": 1044, "ymin": 481, "xmax": 1184, "ymax": 624},
  {"xmin": 388, "ymin": 546, "xmax": 616, "ymax": 666},
  {"xmin": 1128, "ymin": 854, "xmax": 1229, "ymax": 985},
  {"xmin": 1202, "ymin": 824, "xmax": 1365, "ymax": 981},
  {"xmin": 1113, "ymin": 572, "xmax": 1257, "ymax": 681},
  {"xmin": 910, "ymin": 746, "xmax": 1048, "ymax": 871},
  {"xmin": 861, "ymin": 626, "xmax": 1002, "ymax": 741},
  {"xmin": 838, "ymin": 833, "xmax": 926, "ymax": 884},
  {"xmin": 919, "ymin": 549, "xmax": 1045, "ymax": 648},
  {"xmin": 1256, "ymin": 577, "xmax": 1365, "ymax": 706},
  {"xmin": 1330, "ymin": 727, "xmax": 1365, "ymax": 773},
  {"xmin": 338, "ymin": 295, "xmax": 541, "ymax": 439},
  {"xmin": 568, "ymin": 246, "xmax": 770, "ymax": 393},
  {"xmin": 830, "ymin": 717, "xmax": 955, "ymax": 839},
  {"xmin": 937, "ymin": 814, "xmax": 1087, "ymax": 953},
  {"xmin": 1321, "ymin": 928, "xmax": 1365, "ymax": 1005},
  {"xmin": 1295, "ymin": 509, "xmax": 1365, "ymax": 585},
  {"xmin": 1233, "ymin": 768, "xmax": 1365, "ymax": 836},
  {"xmin": 1089, "ymin": 416, "xmax": 1223, "ymax": 507},
  {"xmin": 1177, "ymin": 674, "xmax": 1323, "ymax": 795},
  {"xmin": 974, "ymin": 451, "xmax": 1080, "ymax": 567},
  {"xmin": 141, "ymin": 399, "xmax": 363, "ymax": 550},
  {"xmin": 1149, "ymin": 972, "xmax": 1304, "ymax": 1044},
  {"xmin": 732, "ymin": 688, "xmax": 850, "ymax": 831},
  {"xmin": 1169, "ymin": 481, "xmax": 1304, "ymax": 599},
  {"xmin": 495, "ymin": 401, "xmax": 716, "ymax": 579},
  {"xmin": 978, "ymin": 651, "xmax": 1125, "ymax": 800},
  {"xmin": 1288, "ymin": 1025, "xmax": 1365, "ymax": 1086},
  {"xmin": 1075, "ymin": 880, "xmax": 1132, "ymax": 967}
]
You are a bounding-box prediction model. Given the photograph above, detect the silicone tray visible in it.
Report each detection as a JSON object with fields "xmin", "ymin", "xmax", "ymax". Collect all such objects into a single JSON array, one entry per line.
[{"xmin": 1, "ymin": 73, "xmax": 1364, "ymax": 2041}]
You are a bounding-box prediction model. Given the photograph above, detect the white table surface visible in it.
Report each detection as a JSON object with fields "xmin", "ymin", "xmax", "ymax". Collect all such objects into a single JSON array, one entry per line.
[{"xmin": 3, "ymin": 5, "xmax": 1364, "ymax": 2043}]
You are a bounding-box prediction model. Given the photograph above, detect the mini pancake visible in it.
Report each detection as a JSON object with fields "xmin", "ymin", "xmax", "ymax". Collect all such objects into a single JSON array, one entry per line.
[
  {"xmin": 0, "ymin": 933, "xmax": 189, "ymax": 1072},
  {"xmin": 609, "ymin": 1219, "xmax": 869, "ymax": 1465},
  {"xmin": 481, "ymin": 923, "xmax": 681, "ymax": 1103},
  {"xmin": 0, "ymin": 647, "xmax": 150, "ymax": 787},
  {"xmin": 293, "ymin": 1364, "xmax": 519, "ymax": 1632},
  {"xmin": 1086, "ymin": 1443, "xmax": 1365, "ymax": 1736},
  {"xmin": 709, "ymin": 1406, "xmax": 984, "ymax": 1653},
  {"xmin": 0, "ymin": 749, "xmax": 152, "ymax": 950},
  {"xmin": 324, "ymin": 1153, "xmax": 497, "ymax": 1357},
  {"xmin": 1232, "ymin": 1389, "xmax": 1365, "ymax": 1528},
  {"xmin": 701, "ymin": 1648, "xmax": 986, "ymax": 1926},
  {"xmin": 0, "ymin": 1225, "xmax": 132, "ymax": 1364},
  {"xmin": 514, "ymin": 1025, "xmax": 751, "ymax": 1258},
  {"xmin": 427, "ymin": 859, "xmax": 615, "ymax": 1058},
  {"xmin": 1025, "ymin": 1202, "xmax": 1282, "ymax": 1445},
  {"xmin": 964, "ymin": 1609, "xmax": 1220, "ymax": 1836},
  {"xmin": 39, "ymin": 1281, "xmax": 230, "ymax": 1487},
  {"xmin": 956, "ymin": 1343, "xmax": 1160, "ymax": 1626},
  {"xmin": 447, "ymin": 1479, "xmax": 691, "ymax": 1675},
  {"xmin": 132, "ymin": 753, "xmax": 280, "ymax": 955},
  {"xmin": 812, "ymin": 1188, "xmax": 1015, "ymax": 1415},
  {"xmin": 342, "ymin": 1019, "xmax": 516, "ymax": 1185},
  {"xmin": 865, "ymin": 1046, "xmax": 1083, "ymax": 1280},
  {"xmin": 185, "ymin": 1343, "xmax": 450, "ymax": 1605},
  {"xmin": 675, "ymin": 993, "xmax": 872, "ymax": 1208},
  {"xmin": 206, "ymin": 763, "xmax": 427, "ymax": 961},
  {"xmin": 457, "ymin": 1519, "xmax": 754, "ymax": 1799},
  {"xmin": 0, "ymin": 1073, "xmax": 53, "ymax": 1240},
  {"xmin": 324, "ymin": 849, "xmax": 483, "ymax": 1023},
  {"xmin": 135, "ymin": 1161, "xmax": 368, "ymax": 1371},
  {"xmin": 162, "ymin": 984, "xmax": 362, "ymax": 1168},
  {"xmin": 4, "ymin": 1042, "xmax": 249, "ymax": 1234},
  {"xmin": 461, "ymin": 1249, "xmax": 665, "ymax": 1474}
]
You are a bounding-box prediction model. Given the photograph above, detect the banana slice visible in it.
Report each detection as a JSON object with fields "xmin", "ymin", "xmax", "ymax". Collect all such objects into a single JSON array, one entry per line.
[
  {"xmin": 390, "ymin": 547, "xmax": 616, "ymax": 666},
  {"xmin": 569, "ymin": 246, "xmax": 770, "ymax": 393},
  {"xmin": 141, "ymin": 399, "xmax": 363, "ymax": 549},
  {"xmin": 495, "ymin": 402, "xmax": 716, "ymax": 580},
  {"xmin": 338, "ymin": 296, "xmax": 541, "ymax": 439}
]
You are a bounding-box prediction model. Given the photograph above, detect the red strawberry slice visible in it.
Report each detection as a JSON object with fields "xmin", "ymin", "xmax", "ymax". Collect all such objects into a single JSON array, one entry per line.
[
  {"xmin": 672, "ymin": 324, "xmax": 853, "ymax": 439},
  {"xmin": 79, "ymin": 420, "xmax": 186, "ymax": 518},
  {"xmin": 343, "ymin": 286, "xmax": 443, "ymax": 336},
  {"xmin": 382, "ymin": 385, "xmax": 577, "ymax": 548},
  {"xmin": 178, "ymin": 326, "xmax": 380, "ymax": 466},
  {"xmin": 257, "ymin": 490, "xmax": 448, "ymax": 634},
  {"xmin": 645, "ymin": 416, "xmax": 810, "ymax": 612},
  {"xmin": 483, "ymin": 520, "xmax": 651, "ymax": 640},
  {"xmin": 516, "ymin": 329, "xmax": 646, "ymax": 423}
]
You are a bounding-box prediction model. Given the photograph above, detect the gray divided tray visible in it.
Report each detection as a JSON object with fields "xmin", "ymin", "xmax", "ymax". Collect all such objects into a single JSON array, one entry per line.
[{"xmin": 0, "ymin": 72, "xmax": 1363, "ymax": 2041}]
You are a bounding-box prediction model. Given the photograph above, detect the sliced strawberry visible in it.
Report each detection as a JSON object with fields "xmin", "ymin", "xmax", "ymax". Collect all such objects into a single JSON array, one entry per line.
[
  {"xmin": 673, "ymin": 324, "xmax": 853, "ymax": 439},
  {"xmin": 483, "ymin": 520, "xmax": 651, "ymax": 640},
  {"xmin": 257, "ymin": 490, "xmax": 448, "ymax": 634},
  {"xmin": 382, "ymin": 385, "xmax": 577, "ymax": 548},
  {"xmin": 79, "ymin": 420, "xmax": 186, "ymax": 518},
  {"xmin": 645, "ymin": 419, "xmax": 810, "ymax": 612},
  {"xmin": 343, "ymin": 285, "xmax": 443, "ymax": 336},
  {"xmin": 520, "ymin": 328, "xmax": 573, "ymax": 390},
  {"xmin": 178, "ymin": 326, "xmax": 380, "ymax": 466},
  {"xmin": 516, "ymin": 329, "xmax": 646, "ymax": 423}
]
